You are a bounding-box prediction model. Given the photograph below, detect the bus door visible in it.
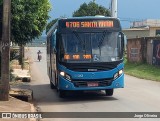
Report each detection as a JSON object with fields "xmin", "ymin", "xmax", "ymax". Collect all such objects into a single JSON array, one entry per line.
[{"xmin": 51, "ymin": 29, "xmax": 57, "ymax": 86}]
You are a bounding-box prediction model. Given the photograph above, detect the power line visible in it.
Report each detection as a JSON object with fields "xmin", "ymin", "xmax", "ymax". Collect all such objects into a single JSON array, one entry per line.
[{"xmin": 119, "ymin": 17, "xmax": 144, "ymax": 22}]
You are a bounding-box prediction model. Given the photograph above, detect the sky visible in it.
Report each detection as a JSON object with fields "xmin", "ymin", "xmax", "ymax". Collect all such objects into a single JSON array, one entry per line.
[{"xmin": 49, "ymin": 0, "xmax": 160, "ymax": 28}]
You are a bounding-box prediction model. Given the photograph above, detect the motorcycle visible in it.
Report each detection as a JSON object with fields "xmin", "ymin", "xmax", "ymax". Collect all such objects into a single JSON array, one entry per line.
[
  {"xmin": 38, "ymin": 54, "xmax": 42, "ymax": 61},
  {"xmin": 37, "ymin": 50, "xmax": 42, "ymax": 62}
]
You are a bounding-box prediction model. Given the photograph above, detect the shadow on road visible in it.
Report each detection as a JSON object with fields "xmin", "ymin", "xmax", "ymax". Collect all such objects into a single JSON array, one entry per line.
[{"xmin": 30, "ymin": 83, "xmax": 118, "ymax": 105}]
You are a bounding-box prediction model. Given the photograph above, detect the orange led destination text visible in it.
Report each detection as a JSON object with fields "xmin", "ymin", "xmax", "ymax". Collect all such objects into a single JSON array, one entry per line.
[
  {"xmin": 64, "ymin": 54, "xmax": 92, "ymax": 60},
  {"xmin": 66, "ymin": 21, "xmax": 113, "ymax": 28},
  {"xmin": 83, "ymin": 54, "xmax": 91, "ymax": 59},
  {"xmin": 73, "ymin": 55, "xmax": 80, "ymax": 59},
  {"xmin": 64, "ymin": 54, "xmax": 70, "ymax": 60}
]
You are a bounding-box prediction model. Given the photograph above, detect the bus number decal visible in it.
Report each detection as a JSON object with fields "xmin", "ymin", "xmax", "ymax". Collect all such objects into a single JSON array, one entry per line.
[{"xmin": 65, "ymin": 21, "xmax": 114, "ymax": 28}]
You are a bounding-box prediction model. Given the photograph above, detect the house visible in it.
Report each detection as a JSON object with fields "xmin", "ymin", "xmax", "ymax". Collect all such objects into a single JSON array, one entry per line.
[
  {"xmin": 123, "ymin": 19, "xmax": 160, "ymax": 65},
  {"xmin": 123, "ymin": 19, "xmax": 160, "ymax": 39}
]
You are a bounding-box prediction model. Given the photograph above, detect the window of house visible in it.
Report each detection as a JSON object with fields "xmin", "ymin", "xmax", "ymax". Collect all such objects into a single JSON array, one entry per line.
[{"xmin": 156, "ymin": 30, "xmax": 160, "ymax": 36}]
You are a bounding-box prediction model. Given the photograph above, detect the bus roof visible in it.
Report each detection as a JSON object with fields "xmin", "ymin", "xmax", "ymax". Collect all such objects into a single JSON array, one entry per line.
[{"xmin": 58, "ymin": 16, "xmax": 120, "ymax": 21}]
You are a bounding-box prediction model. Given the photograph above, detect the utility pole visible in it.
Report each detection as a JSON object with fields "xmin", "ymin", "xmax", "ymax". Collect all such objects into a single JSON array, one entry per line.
[
  {"xmin": 0, "ymin": 0, "xmax": 11, "ymax": 101},
  {"xmin": 111, "ymin": 0, "xmax": 118, "ymax": 18}
]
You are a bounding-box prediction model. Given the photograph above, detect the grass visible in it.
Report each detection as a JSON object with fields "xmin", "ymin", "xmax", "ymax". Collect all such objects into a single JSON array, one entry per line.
[{"xmin": 124, "ymin": 61, "xmax": 160, "ymax": 82}]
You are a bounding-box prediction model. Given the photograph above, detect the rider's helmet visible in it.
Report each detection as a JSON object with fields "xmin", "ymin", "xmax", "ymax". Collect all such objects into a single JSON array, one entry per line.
[{"xmin": 38, "ymin": 50, "xmax": 41, "ymax": 54}]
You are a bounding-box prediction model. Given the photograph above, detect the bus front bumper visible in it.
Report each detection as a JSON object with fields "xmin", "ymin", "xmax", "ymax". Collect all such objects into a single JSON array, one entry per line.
[{"xmin": 58, "ymin": 74, "xmax": 124, "ymax": 91}]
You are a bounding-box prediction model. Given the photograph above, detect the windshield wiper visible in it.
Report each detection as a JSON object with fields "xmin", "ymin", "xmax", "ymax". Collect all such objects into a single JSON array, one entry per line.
[
  {"xmin": 73, "ymin": 31, "xmax": 83, "ymax": 45},
  {"xmin": 98, "ymin": 30, "xmax": 108, "ymax": 48},
  {"xmin": 73, "ymin": 31, "xmax": 86, "ymax": 53}
]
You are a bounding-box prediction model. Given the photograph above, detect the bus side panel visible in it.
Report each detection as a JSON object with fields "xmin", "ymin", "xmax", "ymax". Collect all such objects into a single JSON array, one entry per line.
[{"xmin": 47, "ymin": 36, "xmax": 51, "ymax": 79}]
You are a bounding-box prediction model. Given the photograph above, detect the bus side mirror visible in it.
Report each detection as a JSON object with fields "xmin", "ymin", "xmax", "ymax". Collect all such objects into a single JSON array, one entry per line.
[
  {"xmin": 118, "ymin": 32, "xmax": 125, "ymax": 58},
  {"xmin": 124, "ymin": 35, "xmax": 127, "ymax": 51},
  {"xmin": 120, "ymin": 32, "xmax": 126, "ymax": 50}
]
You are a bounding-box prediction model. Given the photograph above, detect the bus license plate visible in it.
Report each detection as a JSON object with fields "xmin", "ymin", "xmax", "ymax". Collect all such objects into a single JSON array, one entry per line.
[{"xmin": 87, "ymin": 82, "xmax": 98, "ymax": 87}]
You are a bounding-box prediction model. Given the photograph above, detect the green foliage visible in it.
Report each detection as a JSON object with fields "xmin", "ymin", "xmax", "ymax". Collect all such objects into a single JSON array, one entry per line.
[
  {"xmin": 46, "ymin": 15, "xmax": 66, "ymax": 34},
  {"xmin": 11, "ymin": 0, "xmax": 51, "ymax": 45},
  {"xmin": 0, "ymin": 0, "xmax": 2, "ymax": 5},
  {"xmin": 46, "ymin": 18, "xmax": 58, "ymax": 34},
  {"xmin": 124, "ymin": 61, "xmax": 160, "ymax": 82},
  {"xmin": 73, "ymin": 1, "xmax": 111, "ymax": 17},
  {"xmin": 46, "ymin": 1, "xmax": 110, "ymax": 34}
]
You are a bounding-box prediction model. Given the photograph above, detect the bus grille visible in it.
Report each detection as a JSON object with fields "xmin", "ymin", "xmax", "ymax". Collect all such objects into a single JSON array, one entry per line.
[{"xmin": 72, "ymin": 78, "xmax": 113, "ymax": 87}]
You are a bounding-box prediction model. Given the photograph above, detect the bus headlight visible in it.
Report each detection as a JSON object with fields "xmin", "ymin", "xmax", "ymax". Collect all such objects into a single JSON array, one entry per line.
[
  {"xmin": 114, "ymin": 69, "xmax": 123, "ymax": 80},
  {"xmin": 60, "ymin": 71, "xmax": 65, "ymax": 77},
  {"xmin": 118, "ymin": 69, "xmax": 123, "ymax": 75},
  {"xmin": 60, "ymin": 71, "xmax": 72, "ymax": 81}
]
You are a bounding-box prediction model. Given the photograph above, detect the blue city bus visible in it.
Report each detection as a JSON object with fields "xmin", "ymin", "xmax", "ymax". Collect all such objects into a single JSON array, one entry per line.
[{"xmin": 47, "ymin": 16, "xmax": 125, "ymax": 98}]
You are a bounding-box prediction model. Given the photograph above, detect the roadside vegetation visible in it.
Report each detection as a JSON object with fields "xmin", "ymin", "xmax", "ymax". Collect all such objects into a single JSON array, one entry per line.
[
  {"xmin": 46, "ymin": 1, "xmax": 110, "ymax": 33},
  {"xmin": 124, "ymin": 61, "xmax": 160, "ymax": 82}
]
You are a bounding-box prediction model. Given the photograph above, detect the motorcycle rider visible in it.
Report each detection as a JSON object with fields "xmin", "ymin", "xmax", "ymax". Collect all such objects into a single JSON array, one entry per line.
[{"xmin": 37, "ymin": 50, "xmax": 42, "ymax": 61}]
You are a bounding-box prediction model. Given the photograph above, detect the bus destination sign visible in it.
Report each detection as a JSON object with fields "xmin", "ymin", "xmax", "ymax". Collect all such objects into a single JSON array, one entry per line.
[{"xmin": 65, "ymin": 21, "xmax": 114, "ymax": 28}]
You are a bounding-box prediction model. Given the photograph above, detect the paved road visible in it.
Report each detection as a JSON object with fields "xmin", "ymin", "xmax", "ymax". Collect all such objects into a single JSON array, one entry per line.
[{"xmin": 27, "ymin": 47, "xmax": 160, "ymax": 121}]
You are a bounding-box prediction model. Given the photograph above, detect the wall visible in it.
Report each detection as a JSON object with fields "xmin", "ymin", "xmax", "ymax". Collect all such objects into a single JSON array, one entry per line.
[
  {"xmin": 127, "ymin": 37, "xmax": 160, "ymax": 65},
  {"xmin": 123, "ymin": 28, "xmax": 149, "ymax": 39},
  {"xmin": 127, "ymin": 38, "xmax": 144, "ymax": 62},
  {"xmin": 146, "ymin": 39, "xmax": 153, "ymax": 64},
  {"xmin": 149, "ymin": 27, "xmax": 160, "ymax": 36},
  {"xmin": 152, "ymin": 40, "xmax": 160, "ymax": 65}
]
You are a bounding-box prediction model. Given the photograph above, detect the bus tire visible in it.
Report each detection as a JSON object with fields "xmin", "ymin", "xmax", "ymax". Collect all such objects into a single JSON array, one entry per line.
[
  {"xmin": 54, "ymin": 73, "xmax": 58, "ymax": 90},
  {"xmin": 50, "ymin": 70, "xmax": 56, "ymax": 89},
  {"xmin": 105, "ymin": 89, "xmax": 114, "ymax": 96},
  {"xmin": 59, "ymin": 90, "xmax": 66, "ymax": 98},
  {"xmin": 50, "ymin": 81, "xmax": 56, "ymax": 89}
]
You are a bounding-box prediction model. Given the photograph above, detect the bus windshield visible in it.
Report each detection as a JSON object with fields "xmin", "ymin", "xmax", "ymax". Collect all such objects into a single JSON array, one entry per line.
[{"xmin": 59, "ymin": 31, "xmax": 123, "ymax": 63}]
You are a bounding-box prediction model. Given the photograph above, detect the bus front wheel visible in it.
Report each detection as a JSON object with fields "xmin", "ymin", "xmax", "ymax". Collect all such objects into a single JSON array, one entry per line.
[
  {"xmin": 50, "ymin": 71, "xmax": 56, "ymax": 89},
  {"xmin": 50, "ymin": 81, "xmax": 56, "ymax": 89},
  {"xmin": 105, "ymin": 89, "xmax": 114, "ymax": 96},
  {"xmin": 59, "ymin": 90, "xmax": 66, "ymax": 98}
]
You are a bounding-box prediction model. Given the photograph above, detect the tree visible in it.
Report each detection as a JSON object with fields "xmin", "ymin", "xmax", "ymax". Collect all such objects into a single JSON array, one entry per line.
[
  {"xmin": 73, "ymin": 1, "xmax": 111, "ymax": 17},
  {"xmin": 46, "ymin": 18, "xmax": 58, "ymax": 34},
  {"xmin": 11, "ymin": 0, "xmax": 51, "ymax": 44},
  {"xmin": 0, "ymin": 0, "xmax": 11, "ymax": 101},
  {"xmin": 0, "ymin": 0, "xmax": 3, "ymax": 78},
  {"xmin": 46, "ymin": 16, "xmax": 66, "ymax": 34},
  {"xmin": 46, "ymin": 1, "xmax": 111, "ymax": 34},
  {"xmin": 0, "ymin": 0, "xmax": 2, "ymax": 39},
  {"xmin": 11, "ymin": 0, "xmax": 51, "ymax": 68}
]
